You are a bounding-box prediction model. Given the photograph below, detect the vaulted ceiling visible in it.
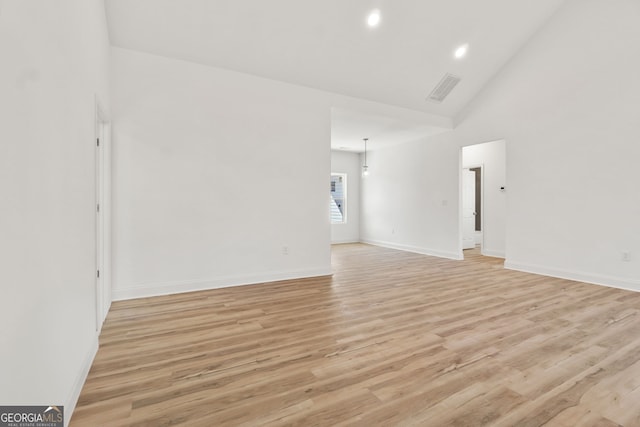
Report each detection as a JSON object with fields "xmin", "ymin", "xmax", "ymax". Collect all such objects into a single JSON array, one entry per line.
[{"xmin": 105, "ymin": 0, "xmax": 566, "ymax": 149}]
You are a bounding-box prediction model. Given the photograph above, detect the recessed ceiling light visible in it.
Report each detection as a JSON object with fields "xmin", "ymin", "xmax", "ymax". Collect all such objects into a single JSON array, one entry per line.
[
  {"xmin": 454, "ymin": 44, "xmax": 469, "ymax": 59},
  {"xmin": 367, "ymin": 9, "xmax": 381, "ymax": 27}
]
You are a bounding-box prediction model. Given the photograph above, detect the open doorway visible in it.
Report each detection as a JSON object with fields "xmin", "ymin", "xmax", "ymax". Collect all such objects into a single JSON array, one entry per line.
[
  {"xmin": 461, "ymin": 140, "xmax": 506, "ymax": 258},
  {"xmin": 462, "ymin": 166, "xmax": 482, "ymax": 250},
  {"xmin": 330, "ymin": 150, "xmax": 361, "ymax": 244}
]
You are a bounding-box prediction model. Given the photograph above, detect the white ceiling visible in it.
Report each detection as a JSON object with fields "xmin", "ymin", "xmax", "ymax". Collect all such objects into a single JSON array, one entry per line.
[
  {"xmin": 331, "ymin": 108, "xmax": 449, "ymax": 152},
  {"xmin": 105, "ymin": 0, "xmax": 566, "ymax": 149}
]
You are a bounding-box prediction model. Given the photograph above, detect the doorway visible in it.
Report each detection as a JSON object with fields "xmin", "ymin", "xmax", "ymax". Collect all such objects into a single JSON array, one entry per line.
[
  {"xmin": 462, "ymin": 166, "xmax": 482, "ymax": 250},
  {"xmin": 461, "ymin": 140, "xmax": 506, "ymax": 259}
]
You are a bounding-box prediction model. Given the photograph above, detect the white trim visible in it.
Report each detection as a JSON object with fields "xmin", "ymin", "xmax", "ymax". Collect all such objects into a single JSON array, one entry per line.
[
  {"xmin": 461, "ymin": 167, "xmax": 478, "ymax": 250},
  {"xmin": 112, "ymin": 268, "xmax": 333, "ymax": 301},
  {"xmin": 65, "ymin": 336, "xmax": 99, "ymax": 427},
  {"xmin": 331, "ymin": 239, "xmax": 360, "ymax": 244},
  {"xmin": 457, "ymin": 150, "xmax": 464, "ymax": 255},
  {"xmin": 94, "ymin": 95, "xmax": 111, "ymax": 331},
  {"xmin": 94, "ymin": 102, "xmax": 102, "ymax": 333},
  {"xmin": 361, "ymin": 238, "xmax": 463, "ymax": 260},
  {"xmin": 462, "ymin": 162, "xmax": 485, "ymax": 252},
  {"xmin": 330, "ymin": 172, "xmax": 348, "ymax": 224},
  {"xmin": 481, "ymin": 248, "xmax": 505, "ymax": 258},
  {"xmin": 504, "ymin": 260, "xmax": 640, "ymax": 292}
]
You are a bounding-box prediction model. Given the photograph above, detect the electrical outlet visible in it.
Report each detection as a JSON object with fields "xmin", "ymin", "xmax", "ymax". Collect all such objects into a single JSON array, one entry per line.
[
  {"xmin": 282, "ymin": 246, "xmax": 289, "ymax": 255},
  {"xmin": 622, "ymin": 251, "xmax": 631, "ymax": 262}
]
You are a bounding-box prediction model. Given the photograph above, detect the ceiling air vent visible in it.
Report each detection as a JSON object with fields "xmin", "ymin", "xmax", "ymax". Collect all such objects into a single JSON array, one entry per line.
[{"xmin": 427, "ymin": 73, "xmax": 461, "ymax": 103}]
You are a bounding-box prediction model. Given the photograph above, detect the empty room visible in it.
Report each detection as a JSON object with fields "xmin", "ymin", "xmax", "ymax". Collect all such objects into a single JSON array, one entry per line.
[{"xmin": 2, "ymin": 0, "xmax": 640, "ymax": 426}]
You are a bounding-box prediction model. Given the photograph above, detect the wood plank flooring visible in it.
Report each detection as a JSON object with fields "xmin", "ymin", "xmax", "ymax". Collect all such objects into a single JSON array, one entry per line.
[{"xmin": 72, "ymin": 244, "xmax": 640, "ymax": 426}]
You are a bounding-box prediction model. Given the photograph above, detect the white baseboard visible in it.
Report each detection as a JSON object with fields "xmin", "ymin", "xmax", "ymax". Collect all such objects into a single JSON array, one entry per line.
[
  {"xmin": 504, "ymin": 260, "xmax": 640, "ymax": 292},
  {"xmin": 65, "ymin": 335, "xmax": 98, "ymax": 427},
  {"xmin": 481, "ymin": 248, "xmax": 505, "ymax": 258},
  {"xmin": 361, "ymin": 238, "xmax": 462, "ymax": 260},
  {"xmin": 331, "ymin": 239, "xmax": 360, "ymax": 245},
  {"xmin": 112, "ymin": 267, "xmax": 333, "ymax": 301}
]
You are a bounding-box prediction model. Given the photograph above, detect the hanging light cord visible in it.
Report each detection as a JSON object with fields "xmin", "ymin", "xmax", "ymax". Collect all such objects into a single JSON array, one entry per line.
[{"xmin": 364, "ymin": 138, "xmax": 368, "ymax": 166}]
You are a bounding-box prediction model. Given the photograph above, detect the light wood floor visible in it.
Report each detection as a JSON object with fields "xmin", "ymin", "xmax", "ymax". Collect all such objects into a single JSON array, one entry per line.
[{"xmin": 72, "ymin": 244, "xmax": 640, "ymax": 426}]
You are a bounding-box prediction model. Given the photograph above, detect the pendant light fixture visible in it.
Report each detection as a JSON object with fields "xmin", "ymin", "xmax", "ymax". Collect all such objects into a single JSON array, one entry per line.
[{"xmin": 362, "ymin": 138, "xmax": 369, "ymax": 176}]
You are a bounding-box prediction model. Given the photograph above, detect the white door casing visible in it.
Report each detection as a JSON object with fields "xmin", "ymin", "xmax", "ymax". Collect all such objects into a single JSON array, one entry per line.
[
  {"xmin": 95, "ymin": 115, "xmax": 103, "ymax": 331},
  {"xmin": 95, "ymin": 100, "xmax": 111, "ymax": 330},
  {"xmin": 462, "ymin": 169, "xmax": 476, "ymax": 250}
]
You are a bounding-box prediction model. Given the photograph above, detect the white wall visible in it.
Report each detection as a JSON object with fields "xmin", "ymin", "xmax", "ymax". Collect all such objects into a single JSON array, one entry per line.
[
  {"xmin": 360, "ymin": 136, "xmax": 461, "ymax": 259},
  {"xmin": 462, "ymin": 140, "xmax": 506, "ymax": 258},
  {"xmin": 361, "ymin": 0, "xmax": 640, "ymax": 289},
  {"xmin": 0, "ymin": 0, "xmax": 110, "ymax": 422},
  {"xmin": 109, "ymin": 46, "xmax": 452, "ymax": 300},
  {"xmin": 331, "ymin": 150, "xmax": 360, "ymax": 243},
  {"xmin": 364, "ymin": 0, "xmax": 639, "ymax": 288},
  {"xmin": 453, "ymin": 0, "xmax": 640, "ymax": 289},
  {"xmin": 111, "ymin": 47, "xmax": 334, "ymax": 299}
]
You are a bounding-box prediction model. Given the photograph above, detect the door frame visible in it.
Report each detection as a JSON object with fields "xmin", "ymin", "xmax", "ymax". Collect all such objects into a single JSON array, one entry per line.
[
  {"xmin": 460, "ymin": 139, "xmax": 508, "ymax": 260},
  {"xmin": 460, "ymin": 162, "xmax": 485, "ymax": 257},
  {"xmin": 469, "ymin": 164, "xmax": 484, "ymax": 251},
  {"xmin": 95, "ymin": 97, "xmax": 111, "ymax": 331}
]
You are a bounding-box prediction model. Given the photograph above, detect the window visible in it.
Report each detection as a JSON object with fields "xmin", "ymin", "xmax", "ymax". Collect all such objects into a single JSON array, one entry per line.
[{"xmin": 330, "ymin": 173, "xmax": 347, "ymax": 223}]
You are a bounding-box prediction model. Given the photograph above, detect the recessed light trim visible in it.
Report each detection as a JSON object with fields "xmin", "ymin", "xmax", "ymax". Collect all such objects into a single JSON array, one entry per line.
[
  {"xmin": 367, "ymin": 9, "xmax": 381, "ymax": 27},
  {"xmin": 454, "ymin": 43, "xmax": 469, "ymax": 59}
]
